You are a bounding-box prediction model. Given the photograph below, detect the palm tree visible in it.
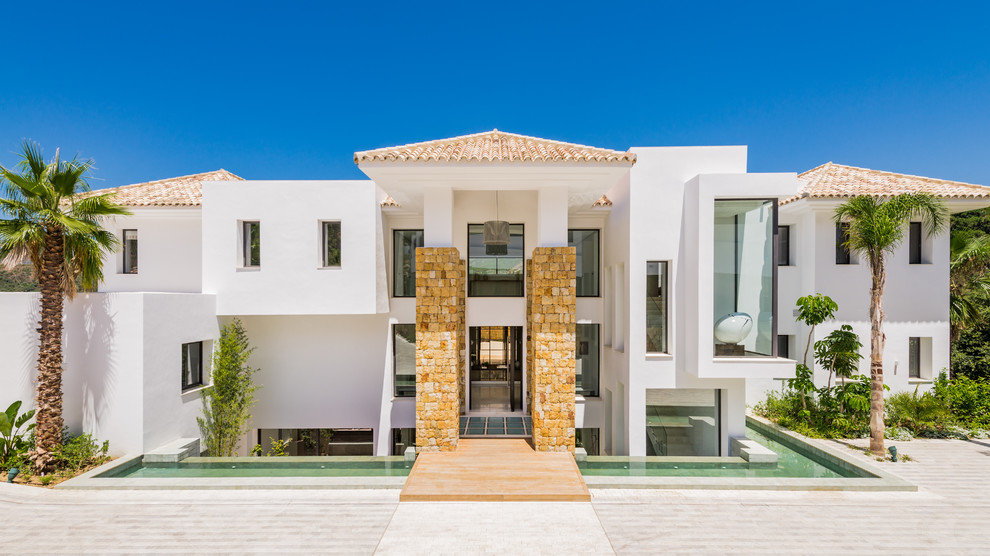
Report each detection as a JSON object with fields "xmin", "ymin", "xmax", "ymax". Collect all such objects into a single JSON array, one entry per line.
[
  {"xmin": 949, "ymin": 230, "xmax": 990, "ymax": 342},
  {"xmin": 835, "ymin": 193, "xmax": 947, "ymax": 455},
  {"xmin": 0, "ymin": 141, "xmax": 129, "ymax": 473}
]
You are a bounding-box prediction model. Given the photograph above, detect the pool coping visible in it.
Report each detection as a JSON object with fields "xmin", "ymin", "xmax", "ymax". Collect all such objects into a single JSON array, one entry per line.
[
  {"xmin": 582, "ymin": 416, "xmax": 916, "ymax": 492},
  {"xmin": 57, "ymin": 455, "xmax": 408, "ymax": 490}
]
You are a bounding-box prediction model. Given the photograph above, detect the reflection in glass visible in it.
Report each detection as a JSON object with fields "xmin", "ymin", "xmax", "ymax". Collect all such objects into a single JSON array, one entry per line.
[
  {"xmin": 123, "ymin": 229, "xmax": 138, "ymax": 274},
  {"xmin": 393, "ymin": 230, "xmax": 423, "ymax": 297},
  {"xmin": 568, "ymin": 229, "xmax": 600, "ymax": 296},
  {"xmin": 576, "ymin": 324, "xmax": 600, "ymax": 397},
  {"xmin": 713, "ymin": 200, "xmax": 775, "ymax": 357},
  {"xmin": 645, "ymin": 389, "xmax": 720, "ymax": 456},
  {"xmin": 468, "ymin": 224, "xmax": 524, "ymax": 297},
  {"xmin": 646, "ymin": 262, "xmax": 668, "ymax": 353},
  {"xmin": 256, "ymin": 428, "xmax": 373, "ymax": 456},
  {"xmin": 393, "ymin": 324, "xmax": 416, "ymax": 397}
]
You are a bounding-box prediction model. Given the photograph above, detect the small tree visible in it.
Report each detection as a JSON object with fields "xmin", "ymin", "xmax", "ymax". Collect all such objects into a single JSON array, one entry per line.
[
  {"xmin": 789, "ymin": 294, "xmax": 838, "ymax": 411},
  {"xmin": 198, "ymin": 319, "xmax": 260, "ymax": 456},
  {"xmin": 813, "ymin": 324, "xmax": 863, "ymax": 390}
]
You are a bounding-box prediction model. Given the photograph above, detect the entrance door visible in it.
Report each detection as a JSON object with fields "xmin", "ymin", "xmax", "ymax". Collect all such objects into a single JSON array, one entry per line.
[{"xmin": 469, "ymin": 326, "xmax": 523, "ymax": 412}]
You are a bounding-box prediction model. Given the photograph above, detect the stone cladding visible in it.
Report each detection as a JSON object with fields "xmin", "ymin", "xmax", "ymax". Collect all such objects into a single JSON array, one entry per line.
[
  {"xmin": 528, "ymin": 247, "xmax": 577, "ymax": 453},
  {"xmin": 414, "ymin": 247, "xmax": 463, "ymax": 452}
]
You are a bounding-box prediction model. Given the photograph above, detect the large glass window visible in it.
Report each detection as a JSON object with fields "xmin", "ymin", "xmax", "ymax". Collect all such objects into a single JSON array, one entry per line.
[
  {"xmin": 392, "ymin": 428, "xmax": 416, "ymax": 456},
  {"xmin": 322, "ymin": 221, "xmax": 341, "ymax": 267},
  {"xmin": 181, "ymin": 341, "xmax": 203, "ymax": 391},
  {"xmin": 242, "ymin": 221, "xmax": 261, "ymax": 267},
  {"xmin": 393, "ymin": 230, "xmax": 423, "ymax": 297},
  {"xmin": 646, "ymin": 262, "xmax": 669, "ymax": 354},
  {"xmin": 646, "ymin": 389, "xmax": 720, "ymax": 457},
  {"xmin": 714, "ymin": 199, "xmax": 776, "ymax": 357},
  {"xmin": 255, "ymin": 428, "xmax": 373, "ymax": 456},
  {"xmin": 393, "ymin": 324, "xmax": 416, "ymax": 397},
  {"xmin": 122, "ymin": 229, "xmax": 138, "ymax": 274},
  {"xmin": 468, "ymin": 223, "xmax": 524, "ymax": 297},
  {"xmin": 576, "ymin": 324, "xmax": 600, "ymax": 397},
  {"xmin": 576, "ymin": 428, "xmax": 600, "ymax": 456},
  {"xmin": 568, "ymin": 229, "xmax": 600, "ymax": 296}
]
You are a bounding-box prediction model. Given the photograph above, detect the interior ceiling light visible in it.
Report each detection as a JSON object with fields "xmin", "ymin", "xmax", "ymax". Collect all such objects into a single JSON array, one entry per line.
[{"xmin": 483, "ymin": 190, "xmax": 509, "ymax": 256}]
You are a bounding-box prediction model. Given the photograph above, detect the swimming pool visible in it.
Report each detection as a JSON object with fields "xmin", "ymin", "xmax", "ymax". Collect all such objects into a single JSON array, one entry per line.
[{"xmin": 98, "ymin": 456, "xmax": 413, "ymax": 478}]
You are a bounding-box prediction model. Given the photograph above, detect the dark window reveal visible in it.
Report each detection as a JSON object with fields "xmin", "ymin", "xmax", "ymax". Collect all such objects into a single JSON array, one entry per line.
[
  {"xmin": 836, "ymin": 222, "xmax": 852, "ymax": 265},
  {"xmin": 122, "ymin": 229, "xmax": 138, "ymax": 274},
  {"xmin": 181, "ymin": 341, "xmax": 204, "ymax": 391},
  {"xmin": 909, "ymin": 222, "xmax": 922, "ymax": 264}
]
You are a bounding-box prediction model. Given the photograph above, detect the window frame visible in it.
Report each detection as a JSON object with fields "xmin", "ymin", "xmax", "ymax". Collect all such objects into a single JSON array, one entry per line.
[
  {"xmin": 568, "ymin": 228, "xmax": 601, "ymax": 297},
  {"xmin": 241, "ymin": 220, "xmax": 261, "ymax": 268},
  {"xmin": 122, "ymin": 229, "xmax": 138, "ymax": 275},
  {"xmin": 181, "ymin": 341, "xmax": 204, "ymax": 392},
  {"xmin": 321, "ymin": 220, "xmax": 342, "ymax": 268},
  {"xmin": 393, "ymin": 229, "xmax": 424, "ymax": 298},
  {"xmin": 646, "ymin": 261, "xmax": 670, "ymax": 355},
  {"xmin": 467, "ymin": 222, "xmax": 525, "ymax": 298},
  {"xmin": 392, "ymin": 323, "xmax": 417, "ymax": 398}
]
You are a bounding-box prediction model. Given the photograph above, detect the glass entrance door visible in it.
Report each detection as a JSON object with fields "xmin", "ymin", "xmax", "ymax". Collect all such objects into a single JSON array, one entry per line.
[{"xmin": 469, "ymin": 326, "xmax": 523, "ymax": 412}]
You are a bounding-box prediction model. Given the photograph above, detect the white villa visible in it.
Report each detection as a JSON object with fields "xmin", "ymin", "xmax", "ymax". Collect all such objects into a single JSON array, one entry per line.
[{"xmin": 1, "ymin": 130, "xmax": 987, "ymax": 459}]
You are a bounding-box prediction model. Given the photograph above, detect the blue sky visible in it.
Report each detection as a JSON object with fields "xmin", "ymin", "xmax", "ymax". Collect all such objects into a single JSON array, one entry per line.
[{"xmin": 1, "ymin": 1, "xmax": 988, "ymax": 189}]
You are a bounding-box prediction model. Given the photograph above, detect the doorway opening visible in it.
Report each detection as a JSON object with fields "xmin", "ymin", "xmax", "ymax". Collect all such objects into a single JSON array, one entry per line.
[{"xmin": 469, "ymin": 326, "xmax": 523, "ymax": 412}]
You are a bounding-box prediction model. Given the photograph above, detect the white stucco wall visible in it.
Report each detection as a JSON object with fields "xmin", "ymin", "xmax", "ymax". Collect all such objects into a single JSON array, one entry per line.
[{"xmin": 99, "ymin": 208, "xmax": 203, "ymax": 293}]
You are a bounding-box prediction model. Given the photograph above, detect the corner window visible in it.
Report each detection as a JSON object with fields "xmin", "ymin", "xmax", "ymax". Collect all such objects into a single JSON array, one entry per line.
[
  {"xmin": 714, "ymin": 199, "xmax": 776, "ymax": 357},
  {"xmin": 393, "ymin": 324, "xmax": 416, "ymax": 397},
  {"xmin": 777, "ymin": 225, "xmax": 790, "ymax": 266},
  {"xmin": 393, "ymin": 230, "xmax": 423, "ymax": 297},
  {"xmin": 646, "ymin": 262, "xmax": 669, "ymax": 354},
  {"xmin": 568, "ymin": 229, "xmax": 600, "ymax": 297},
  {"xmin": 181, "ymin": 341, "xmax": 204, "ymax": 391},
  {"xmin": 576, "ymin": 323, "xmax": 600, "ymax": 397},
  {"xmin": 468, "ymin": 223, "xmax": 524, "ymax": 297},
  {"xmin": 242, "ymin": 221, "xmax": 261, "ymax": 268},
  {"xmin": 122, "ymin": 229, "xmax": 138, "ymax": 274},
  {"xmin": 909, "ymin": 222, "xmax": 922, "ymax": 264},
  {"xmin": 836, "ymin": 222, "xmax": 852, "ymax": 265},
  {"xmin": 322, "ymin": 221, "xmax": 341, "ymax": 267}
]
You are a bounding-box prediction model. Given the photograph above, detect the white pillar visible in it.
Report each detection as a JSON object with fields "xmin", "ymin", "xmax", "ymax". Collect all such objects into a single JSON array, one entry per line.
[
  {"xmin": 423, "ymin": 186, "xmax": 453, "ymax": 247},
  {"xmin": 537, "ymin": 187, "xmax": 568, "ymax": 247}
]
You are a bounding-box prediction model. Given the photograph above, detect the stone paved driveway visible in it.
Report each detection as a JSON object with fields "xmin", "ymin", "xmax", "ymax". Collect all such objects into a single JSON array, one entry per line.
[{"xmin": 1, "ymin": 437, "xmax": 988, "ymax": 554}]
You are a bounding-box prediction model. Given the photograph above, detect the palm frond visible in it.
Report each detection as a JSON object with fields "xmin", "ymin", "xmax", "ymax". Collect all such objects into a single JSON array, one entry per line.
[{"xmin": 70, "ymin": 193, "xmax": 131, "ymax": 220}]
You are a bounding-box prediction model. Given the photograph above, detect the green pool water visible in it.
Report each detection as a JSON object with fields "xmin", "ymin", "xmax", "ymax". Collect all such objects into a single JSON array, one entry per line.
[
  {"xmin": 100, "ymin": 457, "xmax": 413, "ymax": 478},
  {"xmin": 577, "ymin": 426, "xmax": 868, "ymax": 478}
]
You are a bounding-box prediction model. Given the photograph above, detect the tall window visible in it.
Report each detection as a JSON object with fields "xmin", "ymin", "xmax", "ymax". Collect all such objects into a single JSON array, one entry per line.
[
  {"xmin": 393, "ymin": 324, "xmax": 416, "ymax": 397},
  {"xmin": 393, "ymin": 230, "xmax": 423, "ymax": 297},
  {"xmin": 242, "ymin": 221, "xmax": 261, "ymax": 267},
  {"xmin": 322, "ymin": 221, "xmax": 341, "ymax": 267},
  {"xmin": 181, "ymin": 341, "xmax": 203, "ymax": 391},
  {"xmin": 576, "ymin": 324, "xmax": 600, "ymax": 397},
  {"xmin": 777, "ymin": 225, "xmax": 790, "ymax": 266},
  {"xmin": 777, "ymin": 335, "xmax": 791, "ymax": 359},
  {"xmin": 909, "ymin": 337, "xmax": 921, "ymax": 378},
  {"xmin": 909, "ymin": 222, "xmax": 922, "ymax": 264},
  {"xmin": 122, "ymin": 229, "xmax": 138, "ymax": 274},
  {"xmin": 714, "ymin": 199, "xmax": 776, "ymax": 357},
  {"xmin": 646, "ymin": 262, "xmax": 669, "ymax": 354},
  {"xmin": 468, "ymin": 223, "xmax": 524, "ymax": 297},
  {"xmin": 836, "ymin": 222, "xmax": 852, "ymax": 265},
  {"xmin": 568, "ymin": 229, "xmax": 600, "ymax": 296}
]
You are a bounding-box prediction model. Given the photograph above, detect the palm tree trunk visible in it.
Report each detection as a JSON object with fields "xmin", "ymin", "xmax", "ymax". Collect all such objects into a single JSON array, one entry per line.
[
  {"xmin": 30, "ymin": 226, "xmax": 66, "ymax": 473},
  {"xmin": 869, "ymin": 252, "xmax": 886, "ymax": 455}
]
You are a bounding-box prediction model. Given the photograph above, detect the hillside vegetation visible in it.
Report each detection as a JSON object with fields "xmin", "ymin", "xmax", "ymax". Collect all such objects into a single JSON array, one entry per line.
[{"xmin": 0, "ymin": 265, "xmax": 38, "ymax": 292}]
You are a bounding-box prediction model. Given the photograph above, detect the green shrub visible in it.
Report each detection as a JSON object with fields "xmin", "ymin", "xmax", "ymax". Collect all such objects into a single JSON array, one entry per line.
[
  {"xmin": 53, "ymin": 433, "xmax": 110, "ymax": 472},
  {"xmin": 886, "ymin": 389, "xmax": 953, "ymax": 431},
  {"xmin": 932, "ymin": 373, "xmax": 990, "ymax": 428},
  {"xmin": 0, "ymin": 401, "xmax": 35, "ymax": 471}
]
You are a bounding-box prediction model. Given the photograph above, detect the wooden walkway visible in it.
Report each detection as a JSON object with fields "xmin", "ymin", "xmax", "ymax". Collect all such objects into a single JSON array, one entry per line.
[{"xmin": 399, "ymin": 439, "xmax": 590, "ymax": 502}]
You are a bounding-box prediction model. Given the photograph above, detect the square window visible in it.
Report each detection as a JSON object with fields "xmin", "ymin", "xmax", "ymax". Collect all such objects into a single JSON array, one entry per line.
[
  {"xmin": 468, "ymin": 223, "xmax": 524, "ymax": 297},
  {"xmin": 322, "ymin": 221, "xmax": 341, "ymax": 267},
  {"xmin": 181, "ymin": 341, "xmax": 204, "ymax": 391}
]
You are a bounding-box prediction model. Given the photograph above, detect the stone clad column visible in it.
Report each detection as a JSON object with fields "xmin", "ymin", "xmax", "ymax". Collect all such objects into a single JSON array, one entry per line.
[
  {"xmin": 529, "ymin": 246, "xmax": 577, "ymax": 453},
  {"xmin": 415, "ymin": 247, "xmax": 462, "ymax": 452}
]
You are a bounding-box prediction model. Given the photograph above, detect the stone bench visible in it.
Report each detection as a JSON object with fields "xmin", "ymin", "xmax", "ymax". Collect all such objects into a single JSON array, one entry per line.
[
  {"xmin": 730, "ymin": 436, "xmax": 778, "ymax": 464},
  {"xmin": 143, "ymin": 438, "xmax": 200, "ymax": 463}
]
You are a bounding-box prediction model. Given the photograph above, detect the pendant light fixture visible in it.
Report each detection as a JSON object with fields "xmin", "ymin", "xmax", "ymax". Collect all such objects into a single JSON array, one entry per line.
[{"xmin": 483, "ymin": 190, "xmax": 509, "ymax": 256}]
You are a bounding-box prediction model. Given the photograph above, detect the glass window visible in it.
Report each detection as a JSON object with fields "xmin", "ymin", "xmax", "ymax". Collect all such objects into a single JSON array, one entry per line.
[
  {"xmin": 392, "ymin": 428, "xmax": 416, "ymax": 456},
  {"xmin": 909, "ymin": 222, "xmax": 922, "ymax": 264},
  {"xmin": 646, "ymin": 389, "xmax": 720, "ymax": 457},
  {"xmin": 568, "ymin": 229, "xmax": 600, "ymax": 296},
  {"xmin": 836, "ymin": 222, "xmax": 852, "ymax": 265},
  {"xmin": 393, "ymin": 324, "xmax": 416, "ymax": 397},
  {"xmin": 468, "ymin": 223, "xmax": 524, "ymax": 297},
  {"xmin": 575, "ymin": 428, "xmax": 600, "ymax": 456},
  {"xmin": 393, "ymin": 230, "xmax": 423, "ymax": 297},
  {"xmin": 777, "ymin": 225, "xmax": 790, "ymax": 266},
  {"xmin": 122, "ymin": 229, "xmax": 138, "ymax": 274},
  {"xmin": 322, "ymin": 221, "xmax": 341, "ymax": 267},
  {"xmin": 243, "ymin": 221, "xmax": 260, "ymax": 267},
  {"xmin": 576, "ymin": 324, "xmax": 600, "ymax": 397},
  {"xmin": 714, "ymin": 200, "xmax": 776, "ymax": 357},
  {"xmin": 646, "ymin": 262, "xmax": 669, "ymax": 354},
  {"xmin": 777, "ymin": 335, "xmax": 791, "ymax": 359},
  {"xmin": 909, "ymin": 337, "xmax": 921, "ymax": 378},
  {"xmin": 181, "ymin": 341, "xmax": 203, "ymax": 391},
  {"xmin": 256, "ymin": 428, "xmax": 373, "ymax": 456}
]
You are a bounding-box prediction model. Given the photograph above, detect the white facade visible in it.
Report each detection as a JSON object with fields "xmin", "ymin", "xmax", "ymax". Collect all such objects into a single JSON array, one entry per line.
[{"xmin": 4, "ymin": 131, "xmax": 973, "ymax": 459}]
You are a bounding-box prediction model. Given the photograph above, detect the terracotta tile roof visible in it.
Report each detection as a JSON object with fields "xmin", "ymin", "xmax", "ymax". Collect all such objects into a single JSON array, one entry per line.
[
  {"xmin": 380, "ymin": 194, "xmax": 401, "ymax": 208},
  {"xmin": 354, "ymin": 129, "xmax": 636, "ymax": 165},
  {"xmin": 784, "ymin": 162, "xmax": 990, "ymax": 205},
  {"xmin": 79, "ymin": 169, "xmax": 243, "ymax": 207},
  {"xmin": 592, "ymin": 195, "xmax": 612, "ymax": 208}
]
